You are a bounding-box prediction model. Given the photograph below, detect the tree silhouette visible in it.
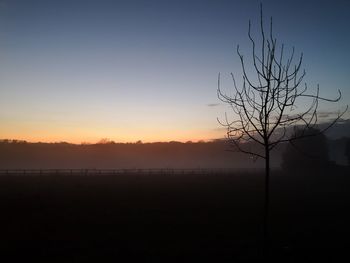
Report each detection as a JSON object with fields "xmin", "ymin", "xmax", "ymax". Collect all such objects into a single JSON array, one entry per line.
[{"xmin": 217, "ymin": 4, "xmax": 347, "ymax": 256}]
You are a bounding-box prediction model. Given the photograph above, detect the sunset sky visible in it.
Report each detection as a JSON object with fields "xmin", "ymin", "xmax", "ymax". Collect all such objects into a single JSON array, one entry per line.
[{"xmin": 0, "ymin": 0, "xmax": 349, "ymax": 143}]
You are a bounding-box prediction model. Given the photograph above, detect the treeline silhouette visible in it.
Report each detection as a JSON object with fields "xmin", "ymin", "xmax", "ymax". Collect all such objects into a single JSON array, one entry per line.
[
  {"xmin": 0, "ymin": 140, "xmax": 272, "ymax": 170},
  {"xmin": 0, "ymin": 138, "xmax": 348, "ymax": 169}
]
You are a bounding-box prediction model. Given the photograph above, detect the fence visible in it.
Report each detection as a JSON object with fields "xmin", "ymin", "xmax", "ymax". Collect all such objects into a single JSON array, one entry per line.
[{"xmin": 0, "ymin": 168, "xmax": 248, "ymax": 176}]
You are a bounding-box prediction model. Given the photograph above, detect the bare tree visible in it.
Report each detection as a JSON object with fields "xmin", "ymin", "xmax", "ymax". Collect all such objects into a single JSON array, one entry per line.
[{"xmin": 217, "ymin": 4, "xmax": 347, "ymax": 255}]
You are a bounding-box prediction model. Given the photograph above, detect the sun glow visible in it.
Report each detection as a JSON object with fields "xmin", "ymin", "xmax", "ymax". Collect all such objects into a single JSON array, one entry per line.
[{"xmin": 0, "ymin": 124, "xmax": 223, "ymax": 144}]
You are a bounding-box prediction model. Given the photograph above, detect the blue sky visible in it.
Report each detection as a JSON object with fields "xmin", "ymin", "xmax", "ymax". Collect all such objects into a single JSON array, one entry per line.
[{"xmin": 0, "ymin": 0, "xmax": 349, "ymax": 143}]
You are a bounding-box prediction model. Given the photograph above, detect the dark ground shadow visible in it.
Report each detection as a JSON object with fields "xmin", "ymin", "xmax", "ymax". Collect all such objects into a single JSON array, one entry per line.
[{"xmin": 0, "ymin": 167, "xmax": 349, "ymax": 262}]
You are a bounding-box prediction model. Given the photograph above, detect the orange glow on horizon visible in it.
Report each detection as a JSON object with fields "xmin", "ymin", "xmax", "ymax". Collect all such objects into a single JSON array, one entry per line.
[
  {"xmin": 0, "ymin": 128, "xmax": 224, "ymax": 144},
  {"xmin": 0, "ymin": 113, "xmax": 225, "ymax": 144},
  {"xmin": 0, "ymin": 136, "xmax": 221, "ymax": 144}
]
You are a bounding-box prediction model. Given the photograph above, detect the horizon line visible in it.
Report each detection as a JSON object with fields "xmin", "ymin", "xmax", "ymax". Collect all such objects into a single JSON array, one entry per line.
[{"xmin": 0, "ymin": 138, "xmax": 227, "ymax": 145}]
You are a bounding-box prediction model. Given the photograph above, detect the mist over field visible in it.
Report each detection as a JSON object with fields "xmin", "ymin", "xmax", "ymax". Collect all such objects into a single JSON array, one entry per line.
[
  {"xmin": 0, "ymin": 135, "xmax": 349, "ymax": 170},
  {"xmin": 0, "ymin": 140, "xmax": 268, "ymax": 170}
]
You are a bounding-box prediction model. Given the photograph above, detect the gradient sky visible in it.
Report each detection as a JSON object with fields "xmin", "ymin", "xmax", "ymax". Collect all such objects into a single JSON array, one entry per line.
[{"xmin": 0, "ymin": 0, "xmax": 349, "ymax": 143}]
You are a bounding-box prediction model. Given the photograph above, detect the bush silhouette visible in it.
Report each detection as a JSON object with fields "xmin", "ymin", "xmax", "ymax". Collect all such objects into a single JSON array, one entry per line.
[
  {"xmin": 345, "ymin": 139, "xmax": 350, "ymax": 166},
  {"xmin": 282, "ymin": 128, "xmax": 330, "ymax": 173}
]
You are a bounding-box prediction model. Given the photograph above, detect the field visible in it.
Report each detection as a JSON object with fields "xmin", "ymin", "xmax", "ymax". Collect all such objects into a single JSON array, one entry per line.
[{"xmin": 0, "ymin": 169, "xmax": 349, "ymax": 262}]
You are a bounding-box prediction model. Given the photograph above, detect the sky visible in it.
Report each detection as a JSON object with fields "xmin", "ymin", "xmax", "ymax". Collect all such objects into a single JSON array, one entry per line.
[{"xmin": 0, "ymin": 0, "xmax": 349, "ymax": 143}]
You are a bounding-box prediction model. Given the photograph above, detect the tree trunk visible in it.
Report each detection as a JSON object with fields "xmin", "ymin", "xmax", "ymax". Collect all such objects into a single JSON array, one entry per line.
[{"xmin": 263, "ymin": 146, "xmax": 270, "ymax": 258}]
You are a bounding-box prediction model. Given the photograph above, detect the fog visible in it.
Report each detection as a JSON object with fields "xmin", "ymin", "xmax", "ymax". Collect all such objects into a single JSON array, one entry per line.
[{"xmin": 0, "ymin": 138, "xmax": 348, "ymax": 170}]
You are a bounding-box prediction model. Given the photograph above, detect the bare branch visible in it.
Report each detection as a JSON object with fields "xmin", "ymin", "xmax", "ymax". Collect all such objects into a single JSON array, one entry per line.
[{"xmin": 217, "ymin": 4, "xmax": 347, "ymax": 161}]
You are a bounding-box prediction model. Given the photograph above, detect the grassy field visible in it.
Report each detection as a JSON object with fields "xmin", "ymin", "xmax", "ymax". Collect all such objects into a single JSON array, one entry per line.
[{"xmin": 0, "ymin": 170, "xmax": 349, "ymax": 262}]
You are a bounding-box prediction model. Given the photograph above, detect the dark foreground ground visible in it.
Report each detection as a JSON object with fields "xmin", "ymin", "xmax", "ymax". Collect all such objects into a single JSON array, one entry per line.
[{"xmin": 0, "ymin": 169, "xmax": 349, "ymax": 262}]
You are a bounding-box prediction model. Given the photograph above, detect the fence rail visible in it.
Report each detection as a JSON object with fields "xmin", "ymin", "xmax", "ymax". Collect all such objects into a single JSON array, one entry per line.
[{"xmin": 0, "ymin": 168, "xmax": 249, "ymax": 176}]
